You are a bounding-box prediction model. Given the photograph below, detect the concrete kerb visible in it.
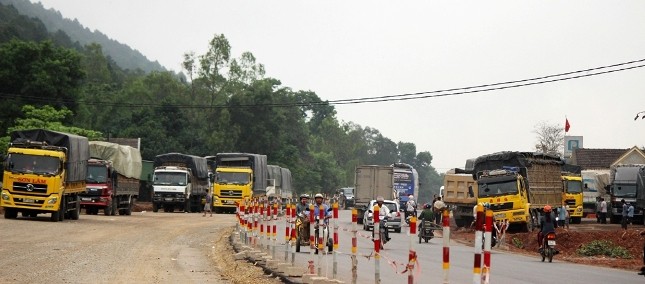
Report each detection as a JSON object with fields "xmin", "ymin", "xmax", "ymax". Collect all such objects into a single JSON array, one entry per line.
[{"xmin": 229, "ymin": 232, "xmax": 303, "ymax": 284}]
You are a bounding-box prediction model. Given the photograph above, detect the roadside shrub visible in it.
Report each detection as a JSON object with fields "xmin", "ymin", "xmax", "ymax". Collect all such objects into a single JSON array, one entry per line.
[
  {"xmin": 576, "ymin": 240, "xmax": 632, "ymax": 259},
  {"xmin": 511, "ymin": 237, "xmax": 523, "ymax": 249}
]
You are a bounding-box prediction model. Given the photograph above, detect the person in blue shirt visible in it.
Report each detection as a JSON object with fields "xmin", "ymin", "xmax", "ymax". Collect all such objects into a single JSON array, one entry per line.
[
  {"xmin": 311, "ymin": 193, "xmax": 331, "ymax": 221},
  {"xmin": 627, "ymin": 202, "xmax": 635, "ymax": 226}
]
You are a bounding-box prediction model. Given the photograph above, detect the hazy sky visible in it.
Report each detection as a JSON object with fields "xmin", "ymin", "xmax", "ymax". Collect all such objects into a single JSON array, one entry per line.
[{"xmin": 34, "ymin": 0, "xmax": 645, "ymax": 173}]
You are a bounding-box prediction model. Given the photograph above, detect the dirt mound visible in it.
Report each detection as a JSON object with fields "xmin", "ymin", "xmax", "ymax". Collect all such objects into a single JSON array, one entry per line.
[
  {"xmin": 133, "ymin": 201, "xmax": 153, "ymax": 212},
  {"xmin": 450, "ymin": 227, "xmax": 645, "ymax": 271}
]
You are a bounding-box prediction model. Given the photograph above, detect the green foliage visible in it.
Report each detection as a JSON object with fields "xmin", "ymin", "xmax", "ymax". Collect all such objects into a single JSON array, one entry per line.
[
  {"xmin": 576, "ymin": 240, "xmax": 632, "ymax": 259},
  {"xmin": 512, "ymin": 237, "xmax": 524, "ymax": 249}
]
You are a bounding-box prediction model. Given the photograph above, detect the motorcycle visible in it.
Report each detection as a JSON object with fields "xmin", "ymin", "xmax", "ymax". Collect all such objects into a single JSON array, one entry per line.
[
  {"xmin": 294, "ymin": 212, "xmax": 333, "ymax": 254},
  {"xmin": 404, "ymin": 210, "xmax": 417, "ymax": 225},
  {"xmin": 372, "ymin": 216, "xmax": 390, "ymax": 249},
  {"xmin": 418, "ymin": 219, "xmax": 435, "ymax": 243},
  {"xmin": 540, "ymin": 231, "xmax": 557, "ymax": 262},
  {"xmin": 313, "ymin": 215, "xmax": 334, "ymax": 254}
]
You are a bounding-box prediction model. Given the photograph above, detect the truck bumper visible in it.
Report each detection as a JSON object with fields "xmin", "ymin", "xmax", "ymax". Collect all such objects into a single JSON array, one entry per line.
[
  {"xmin": 491, "ymin": 209, "xmax": 528, "ymax": 223},
  {"xmin": 1, "ymin": 190, "xmax": 60, "ymax": 212},
  {"xmin": 213, "ymin": 198, "xmax": 239, "ymax": 208},
  {"xmin": 569, "ymin": 206, "xmax": 583, "ymax": 218},
  {"xmin": 79, "ymin": 196, "xmax": 110, "ymax": 207},
  {"xmin": 153, "ymin": 197, "xmax": 186, "ymax": 203}
]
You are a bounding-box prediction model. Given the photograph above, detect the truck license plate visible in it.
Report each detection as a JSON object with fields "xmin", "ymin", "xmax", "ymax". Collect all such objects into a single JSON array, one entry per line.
[
  {"xmin": 81, "ymin": 198, "xmax": 91, "ymax": 201},
  {"xmin": 23, "ymin": 198, "xmax": 35, "ymax": 203},
  {"xmin": 494, "ymin": 213, "xmax": 505, "ymax": 220},
  {"xmin": 165, "ymin": 198, "xmax": 173, "ymax": 201},
  {"xmin": 547, "ymin": 240, "xmax": 556, "ymax": 246}
]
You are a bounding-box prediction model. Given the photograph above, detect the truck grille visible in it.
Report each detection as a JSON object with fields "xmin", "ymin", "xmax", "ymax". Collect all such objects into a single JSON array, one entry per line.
[
  {"xmin": 84, "ymin": 188, "xmax": 103, "ymax": 196},
  {"xmin": 565, "ymin": 199, "xmax": 576, "ymax": 206},
  {"xmin": 219, "ymin": 189, "xmax": 242, "ymax": 199},
  {"xmin": 490, "ymin": 202, "xmax": 513, "ymax": 211},
  {"xmin": 13, "ymin": 182, "xmax": 47, "ymax": 194}
]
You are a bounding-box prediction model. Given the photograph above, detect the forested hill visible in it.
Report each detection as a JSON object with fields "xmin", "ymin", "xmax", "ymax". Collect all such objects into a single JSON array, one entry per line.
[{"xmin": 0, "ymin": 0, "xmax": 165, "ymax": 73}]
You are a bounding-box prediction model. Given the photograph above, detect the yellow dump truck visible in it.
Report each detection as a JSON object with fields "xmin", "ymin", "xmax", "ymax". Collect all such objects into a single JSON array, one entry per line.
[
  {"xmin": 562, "ymin": 173, "xmax": 583, "ymax": 224},
  {"xmin": 443, "ymin": 169, "xmax": 478, "ymax": 227},
  {"xmin": 1, "ymin": 129, "xmax": 89, "ymax": 222}
]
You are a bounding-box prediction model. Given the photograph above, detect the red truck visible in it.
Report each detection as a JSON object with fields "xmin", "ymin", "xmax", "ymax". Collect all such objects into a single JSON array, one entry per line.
[{"xmin": 80, "ymin": 141, "xmax": 141, "ymax": 215}]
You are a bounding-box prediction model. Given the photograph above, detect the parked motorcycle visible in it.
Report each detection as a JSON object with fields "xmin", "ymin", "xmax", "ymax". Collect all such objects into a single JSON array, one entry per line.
[{"xmin": 540, "ymin": 231, "xmax": 557, "ymax": 262}]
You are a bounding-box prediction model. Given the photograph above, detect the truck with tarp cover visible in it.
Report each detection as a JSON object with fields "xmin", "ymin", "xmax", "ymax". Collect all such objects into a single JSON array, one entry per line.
[
  {"xmin": 207, "ymin": 153, "xmax": 267, "ymax": 213},
  {"xmin": 443, "ymin": 168, "xmax": 478, "ymax": 227},
  {"xmin": 473, "ymin": 151, "xmax": 563, "ymax": 231},
  {"xmin": 152, "ymin": 153, "xmax": 210, "ymax": 213},
  {"xmin": 266, "ymin": 165, "xmax": 293, "ymax": 199},
  {"xmin": 80, "ymin": 141, "xmax": 141, "ymax": 216},
  {"xmin": 581, "ymin": 169, "xmax": 610, "ymax": 216},
  {"xmin": 2, "ymin": 129, "xmax": 89, "ymax": 222}
]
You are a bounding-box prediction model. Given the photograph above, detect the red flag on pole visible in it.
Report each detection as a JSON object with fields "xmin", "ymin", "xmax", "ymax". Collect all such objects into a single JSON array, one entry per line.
[{"xmin": 565, "ymin": 118, "xmax": 570, "ymax": 133}]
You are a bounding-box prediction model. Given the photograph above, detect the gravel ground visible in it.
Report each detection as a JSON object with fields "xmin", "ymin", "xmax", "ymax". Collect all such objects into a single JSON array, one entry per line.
[{"xmin": 0, "ymin": 209, "xmax": 268, "ymax": 284}]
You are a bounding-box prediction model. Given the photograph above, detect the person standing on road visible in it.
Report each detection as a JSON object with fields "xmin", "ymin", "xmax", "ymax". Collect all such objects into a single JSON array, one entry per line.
[
  {"xmin": 621, "ymin": 199, "xmax": 629, "ymax": 230},
  {"xmin": 433, "ymin": 196, "xmax": 446, "ymax": 225},
  {"xmin": 600, "ymin": 197, "xmax": 607, "ymax": 224},
  {"xmin": 203, "ymin": 193, "xmax": 213, "ymax": 217},
  {"xmin": 627, "ymin": 202, "xmax": 635, "ymax": 226},
  {"xmin": 558, "ymin": 203, "xmax": 567, "ymax": 227}
]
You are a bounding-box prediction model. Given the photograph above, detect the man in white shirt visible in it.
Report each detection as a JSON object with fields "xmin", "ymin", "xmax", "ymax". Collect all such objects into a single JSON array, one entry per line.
[
  {"xmin": 433, "ymin": 196, "xmax": 446, "ymax": 224},
  {"xmin": 371, "ymin": 196, "xmax": 391, "ymax": 242}
]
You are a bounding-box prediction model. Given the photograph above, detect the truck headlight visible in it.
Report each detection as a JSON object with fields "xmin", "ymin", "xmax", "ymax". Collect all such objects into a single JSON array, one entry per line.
[
  {"xmin": 48, "ymin": 196, "xmax": 58, "ymax": 204},
  {"xmin": 1, "ymin": 191, "xmax": 9, "ymax": 200}
]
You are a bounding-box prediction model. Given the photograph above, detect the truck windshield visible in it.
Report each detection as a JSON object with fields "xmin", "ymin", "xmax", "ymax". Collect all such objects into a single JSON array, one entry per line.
[
  {"xmin": 216, "ymin": 172, "xmax": 250, "ymax": 185},
  {"xmin": 565, "ymin": 181, "xmax": 583, "ymax": 194},
  {"xmin": 87, "ymin": 165, "xmax": 108, "ymax": 184},
  {"xmin": 612, "ymin": 184, "xmax": 636, "ymax": 198},
  {"xmin": 5, "ymin": 153, "xmax": 60, "ymax": 175},
  {"xmin": 154, "ymin": 172, "xmax": 187, "ymax": 186},
  {"xmin": 478, "ymin": 180, "xmax": 518, "ymax": 197}
]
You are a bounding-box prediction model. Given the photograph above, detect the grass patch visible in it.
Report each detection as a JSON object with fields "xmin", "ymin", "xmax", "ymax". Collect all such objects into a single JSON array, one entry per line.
[
  {"xmin": 511, "ymin": 237, "xmax": 524, "ymax": 249},
  {"xmin": 576, "ymin": 240, "xmax": 632, "ymax": 259}
]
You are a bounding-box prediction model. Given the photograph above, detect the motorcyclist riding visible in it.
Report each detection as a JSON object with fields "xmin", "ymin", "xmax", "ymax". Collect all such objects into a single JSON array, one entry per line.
[
  {"xmin": 296, "ymin": 194, "xmax": 310, "ymax": 215},
  {"xmin": 310, "ymin": 193, "xmax": 332, "ymax": 220},
  {"xmin": 417, "ymin": 203, "xmax": 434, "ymax": 229},
  {"xmin": 372, "ymin": 196, "xmax": 392, "ymax": 242},
  {"xmin": 538, "ymin": 204, "xmax": 557, "ymax": 251}
]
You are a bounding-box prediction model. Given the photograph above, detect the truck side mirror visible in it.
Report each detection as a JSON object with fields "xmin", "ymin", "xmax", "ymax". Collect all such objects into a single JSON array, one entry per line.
[
  {"xmin": 468, "ymin": 186, "xmax": 474, "ymax": 198},
  {"xmin": 584, "ymin": 183, "xmax": 588, "ymax": 189}
]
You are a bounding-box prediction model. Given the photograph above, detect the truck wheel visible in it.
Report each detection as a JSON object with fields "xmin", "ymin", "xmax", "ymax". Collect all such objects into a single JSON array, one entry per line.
[
  {"xmin": 184, "ymin": 199, "xmax": 191, "ymax": 213},
  {"xmin": 50, "ymin": 210, "xmax": 60, "ymax": 222},
  {"xmin": 125, "ymin": 198, "xmax": 134, "ymax": 215},
  {"xmin": 104, "ymin": 202, "xmax": 113, "ymax": 216},
  {"xmin": 152, "ymin": 203, "xmax": 159, "ymax": 213},
  {"xmin": 59, "ymin": 200, "xmax": 66, "ymax": 221},
  {"xmin": 4, "ymin": 208, "xmax": 18, "ymax": 219},
  {"xmin": 296, "ymin": 240, "xmax": 301, "ymax": 252},
  {"xmin": 69, "ymin": 196, "xmax": 80, "ymax": 220}
]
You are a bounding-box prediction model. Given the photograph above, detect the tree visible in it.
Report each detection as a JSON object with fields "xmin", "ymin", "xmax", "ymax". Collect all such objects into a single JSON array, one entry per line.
[{"xmin": 533, "ymin": 121, "xmax": 564, "ymax": 155}]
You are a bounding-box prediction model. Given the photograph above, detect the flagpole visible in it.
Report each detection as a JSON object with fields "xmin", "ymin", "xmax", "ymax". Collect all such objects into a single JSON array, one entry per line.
[{"xmin": 563, "ymin": 116, "xmax": 568, "ymax": 160}]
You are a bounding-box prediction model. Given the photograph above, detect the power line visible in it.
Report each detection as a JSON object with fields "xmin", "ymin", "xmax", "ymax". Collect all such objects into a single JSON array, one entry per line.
[{"xmin": 2, "ymin": 58, "xmax": 645, "ymax": 109}]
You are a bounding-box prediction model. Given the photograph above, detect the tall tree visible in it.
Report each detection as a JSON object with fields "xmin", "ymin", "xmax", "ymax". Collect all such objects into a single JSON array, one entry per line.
[{"xmin": 533, "ymin": 121, "xmax": 564, "ymax": 155}]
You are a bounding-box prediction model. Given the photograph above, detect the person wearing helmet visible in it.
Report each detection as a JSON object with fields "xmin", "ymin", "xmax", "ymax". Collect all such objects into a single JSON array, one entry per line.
[
  {"xmin": 312, "ymin": 193, "xmax": 332, "ymax": 220},
  {"xmin": 538, "ymin": 204, "xmax": 557, "ymax": 251},
  {"xmin": 417, "ymin": 203, "xmax": 434, "ymax": 229},
  {"xmin": 296, "ymin": 194, "xmax": 310, "ymax": 215},
  {"xmin": 405, "ymin": 194, "xmax": 417, "ymax": 220},
  {"xmin": 371, "ymin": 196, "xmax": 392, "ymax": 241}
]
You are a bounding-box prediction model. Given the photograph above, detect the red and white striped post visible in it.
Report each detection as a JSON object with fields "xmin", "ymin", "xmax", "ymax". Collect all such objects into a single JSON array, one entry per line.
[
  {"xmin": 260, "ymin": 202, "xmax": 266, "ymax": 250},
  {"xmin": 408, "ymin": 216, "xmax": 417, "ymax": 284},
  {"xmin": 246, "ymin": 200, "xmax": 252, "ymax": 245},
  {"xmin": 240, "ymin": 199, "xmax": 246, "ymax": 243},
  {"xmin": 442, "ymin": 209, "xmax": 451, "ymax": 284},
  {"xmin": 473, "ymin": 204, "xmax": 484, "ymax": 284},
  {"xmin": 482, "ymin": 209, "xmax": 493, "ymax": 284},
  {"xmin": 317, "ymin": 204, "xmax": 325, "ymax": 276},
  {"xmin": 373, "ymin": 204, "xmax": 381, "ymax": 284},
  {"xmin": 284, "ymin": 201, "xmax": 291, "ymax": 262},
  {"xmin": 272, "ymin": 202, "xmax": 278, "ymax": 258},
  {"xmin": 291, "ymin": 203, "xmax": 297, "ymax": 266},
  {"xmin": 332, "ymin": 202, "xmax": 339, "ymax": 279},
  {"xmin": 253, "ymin": 200, "xmax": 259, "ymax": 247},
  {"xmin": 351, "ymin": 208, "xmax": 358, "ymax": 284},
  {"xmin": 309, "ymin": 204, "xmax": 315, "ymax": 272}
]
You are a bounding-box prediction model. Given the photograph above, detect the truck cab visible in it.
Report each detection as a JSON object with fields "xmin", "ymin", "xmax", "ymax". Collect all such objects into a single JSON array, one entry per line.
[
  {"xmin": 81, "ymin": 159, "xmax": 115, "ymax": 215},
  {"xmin": 561, "ymin": 174, "xmax": 583, "ymax": 224},
  {"xmin": 152, "ymin": 166, "xmax": 191, "ymax": 212},
  {"xmin": 477, "ymin": 168, "xmax": 532, "ymax": 231},
  {"xmin": 212, "ymin": 167, "xmax": 252, "ymax": 210},
  {"xmin": 607, "ymin": 165, "xmax": 643, "ymax": 224}
]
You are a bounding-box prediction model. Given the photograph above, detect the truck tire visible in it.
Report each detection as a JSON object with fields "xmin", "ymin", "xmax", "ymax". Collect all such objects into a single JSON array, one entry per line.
[
  {"xmin": 571, "ymin": 217, "xmax": 581, "ymax": 224},
  {"xmin": 152, "ymin": 203, "xmax": 159, "ymax": 213},
  {"xmin": 104, "ymin": 201, "xmax": 113, "ymax": 216},
  {"xmin": 69, "ymin": 196, "xmax": 80, "ymax": 220},
  {"xmin": 4, "ymin": 208, "xmax": 18, "ymax": 219},
  {"xmin": 184, "ymin": 199, "xmax": 191, "ymax": 213},
  {"xmin": 125, "ymin": 198, "xmax": 134, "ymax": 215}
]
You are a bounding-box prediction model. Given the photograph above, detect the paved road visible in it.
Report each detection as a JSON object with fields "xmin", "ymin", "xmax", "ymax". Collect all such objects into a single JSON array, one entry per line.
[{"xmin": 251, "ymin": 210, "xmax": 645, "ymax": 283}]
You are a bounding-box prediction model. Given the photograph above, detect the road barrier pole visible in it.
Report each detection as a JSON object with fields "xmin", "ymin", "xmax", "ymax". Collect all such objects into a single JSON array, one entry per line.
[
  {"xmin": 408, "ymin": 216, "xmax": 417, "ymax": 284},
  {"xmin": 291, "ymin": 203, "xmax": 297, "ymax": 266},
  {"xmin": 253, "ymin": 199, "xmax": 259, "ymax": 248},
  {"xmin": 309, "ymin": 204, "xmax": 315, "ymax": 273},
  {"xmin": 332, "ymin": 202, "xmax": 339, "ymax": 279},
  {"xmin": 239, "ymin": 200, "xmax": 245, "ymax": 243},
  {"xmin": 442, "ymin": 209, "xmax": 450, "ymax": 284},
  {"xmin": 266, "ymin": 201, "xmax": 271, "ymax": 252},
  {"xmin": 473, "ymin": 204, "xmax": 484, "ymax": 284},
  {"xmin": 318, "ymin": 204, "xmax": 324, "ymax": 276},
  {"xmin": 285, "ymin": 201, "xmax": 291, "ymax": 262},
  {"xmin": 374, "ymin": 205, "xmax": 381, "ymax": 284},
  {"xmin": 272, "ymin": 202, "xmax": 278, "ymax": 258},
  {"xmin": 351, "ymin": 208, "xmax": 358, "ymax": 284},
  {"xmin": 260, "ymin": 203, "xmax": 266, "ymax": 251},
  {"xmin": 482, "ymin": 209, "xmax": 493, "ymax": 284}
]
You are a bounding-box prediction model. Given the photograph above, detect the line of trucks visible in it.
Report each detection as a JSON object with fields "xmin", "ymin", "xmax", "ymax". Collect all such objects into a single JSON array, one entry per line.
[
  {"xmin": 443, "ymin": 151, "xmax": 645, "ymax": 230},
  {"xmin": 1, "ymin": 129, "xmax": 293, "ymax": 221}
]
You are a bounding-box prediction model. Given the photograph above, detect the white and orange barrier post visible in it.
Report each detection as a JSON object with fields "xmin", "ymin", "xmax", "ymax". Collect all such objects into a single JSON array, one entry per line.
[
  {"xmin": 442, "ymin": 209, "xmax": 450, "ymax": 284},
  {"xmin": 408, "ymin": 216, "xmax": 417, "ymax": 284},
  {"xmin": 373, "ymin": 204, "xmax": 381, "ymax": 284},
  {"xmin": 351, "ymin": 208, "xmax": 358, "ymax": 284},
  {"xmin": 482, "ymin": 209, "xmax": 493, "ymax": 284},
  {"xmin": 473, "ymin": 204, "xmax": 484, "ymax": 284},
  {"xmin": 272, "ymin": 202, "xmax": 278, "ymax": 258}
]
